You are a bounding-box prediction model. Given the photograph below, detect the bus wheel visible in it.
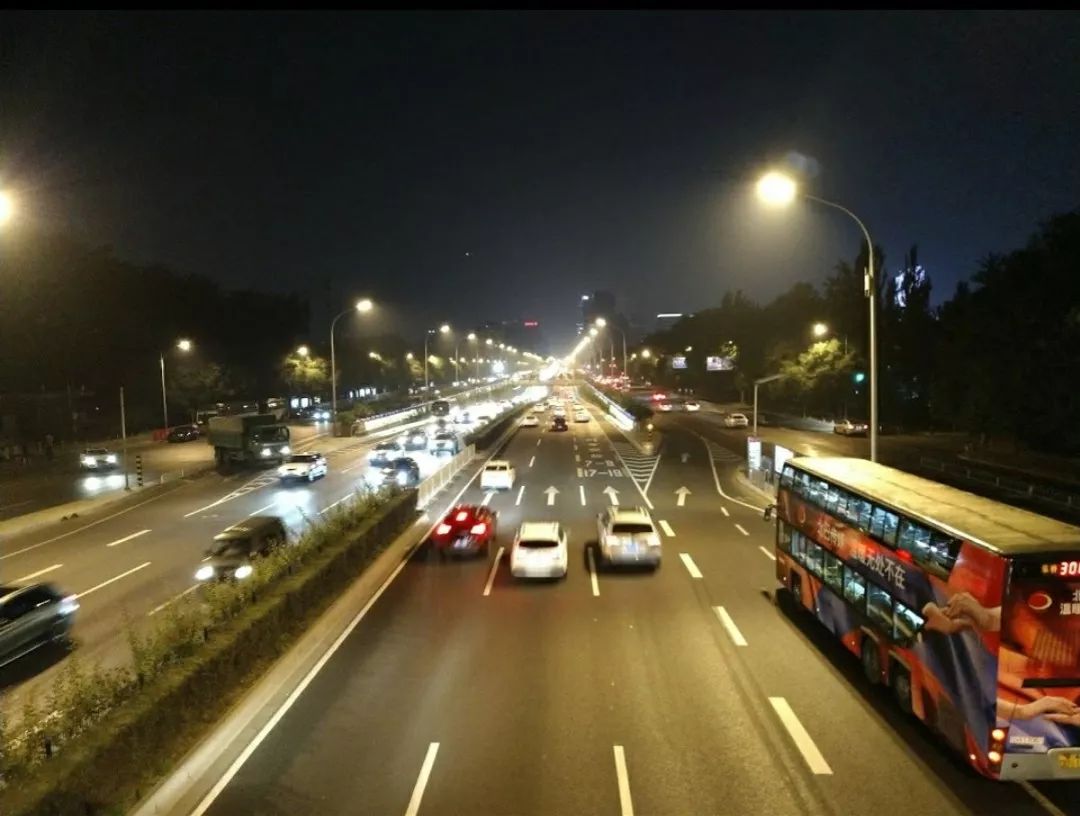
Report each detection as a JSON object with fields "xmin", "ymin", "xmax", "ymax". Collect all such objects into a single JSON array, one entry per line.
[
  {"xmin": 891, "ymin": 665, "xmax": 914, "ymax": 715},
  {"xmin": 860, "ymin": 638, "xmax": 881, "ymax": 685}
]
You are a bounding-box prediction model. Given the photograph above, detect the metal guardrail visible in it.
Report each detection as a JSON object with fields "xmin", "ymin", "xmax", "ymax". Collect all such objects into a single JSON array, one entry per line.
[
  {"xmin": 583, "ymin": 382, "xmax": 635, "ymax": 431},
  {"xmin": 918, "ymin": 456, "xmax": 1080, "ymax": 513},
  {"xmin": 417, "ymin": 445, "xmax": 475, "ymax": 508},
  {"xmin": 351, "ymin": 381, "xmax": 513, "ymax": 436}
]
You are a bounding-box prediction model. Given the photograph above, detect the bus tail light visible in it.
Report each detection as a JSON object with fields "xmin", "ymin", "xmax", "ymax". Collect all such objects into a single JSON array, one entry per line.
[{"xmin": 988, "ymin": 726, "xmax": 1008, "ymax": 767}]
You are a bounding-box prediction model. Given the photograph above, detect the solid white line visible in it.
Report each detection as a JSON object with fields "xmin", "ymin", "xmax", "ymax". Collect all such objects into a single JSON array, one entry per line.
[
  {"xmin": 15, "ymin": 563, "xmax": 63, "ymax": 583},
  {"xmin": 1020, "ymin": 780, "xmax": 1070, "ymax": 816},
  {"xmin": 768, "ymin": 697, "xmax": 832, "ymax": 774},
  {"xmin": 2, "ymin": 489, "xmax": 177, "ymax": 561},
  {"xmin": 480, "ymin": 491, "xmax": 493, "ymax": 507},
  {"xmin": 515, "ymin": 485, "xmax": 525, "ymax": 506},
  {"xmin": 641, "ymin": 452, "xmax": 662, "ymax": 496},
  {"xmin": 483, "ymin": 547, "xmax": 504, "ymax": 597},
  {"xmin": 75, "ymin": 561, "xmax": 151, "ymax": 600},
  {"xmin": 579, "ymin": 484, "xmax": 586, "ymax": 506},
  {"xmin": 608, "ymin": 440, "xmax": 655, "ymax": 511},
  {"xmin": 735, "ymin": 523, "xmax": 749, "ymax": 536},
  {"xmin": 698, "ymin": 433, "xmax": 767, "ymax": 512},
  {"xmin": 720, "ymin": 506, "xmax": 730, "ymax": 517},
  {"xmin": 404, "ymin": 742, "xmax": 440, "ymax": 816},
  {"xmin": 106, "ymin": 528, "xmax": 151, "ymax": 547},
  {"xmin": 759, "ymin": 545, "xmax": 776, "ymax": 561},
  {"xmin": 679, "ymin": 552, "xmax": 703, "ymax": 579},
  {"xmin": 248, "ymin": 502, "xmax": 276, "ymax": 517},
  {"xmin": 613, "ymin": 745, "xmax": 634, "ymax": 816},
  {"xmin": 528, "ymin": 456, "xmax": 535, "ymax": 468},
  {"xmin": 714, "ymin": 605, "xmax": 748, "ymax": 646},
  {"xmin": 149, "ymin": 583, "xmax": 200, "ymax": 616},
  {"xmin": 658, "ymin": 519, "xmax": 675, "ymax": 538},
  {"xmin": 587, "ymin": 547, "xmax": 599, "ymax": 597}
]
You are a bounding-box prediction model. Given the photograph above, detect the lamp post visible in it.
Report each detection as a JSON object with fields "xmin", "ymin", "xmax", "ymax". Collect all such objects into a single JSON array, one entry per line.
[
  {"xmin": 330, "ymin": 298, "xmax": 374, "ymax": 428},
  {"xmin": 752, "ymin": 373, "xmax": 784, "ymax": 436},
  {"xmin": 424, "ymin": 324, "xmax": 451, "ymax": 391},
  {"xmin": 467, "ymin": 333, "xmax": 479, "ymax": 381},
  {"xmin": 757, "ymin": 171, "xmax": 879, "ymax": 462},
  {"xmin": 160, "ymin": 338, "xmax": 193, "ymax": 430}
]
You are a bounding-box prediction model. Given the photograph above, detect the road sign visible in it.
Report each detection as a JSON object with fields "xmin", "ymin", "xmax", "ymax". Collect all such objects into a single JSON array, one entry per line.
[{"xmin": 747, "ymin": 437, "xmax": 762, "ymax": 471}]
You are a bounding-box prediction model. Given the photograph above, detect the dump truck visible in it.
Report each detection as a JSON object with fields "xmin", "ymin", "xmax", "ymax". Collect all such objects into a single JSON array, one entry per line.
[{"xmin": 207, "ymin": 413, "xmax": 291, "ymax": 469}]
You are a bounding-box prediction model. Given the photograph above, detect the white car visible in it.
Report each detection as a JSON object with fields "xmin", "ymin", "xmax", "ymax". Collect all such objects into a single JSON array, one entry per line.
[
  {"xmin": 534, "ymin": 402, "xmax": 548, "ymax": 413},
  {"xmin": 596, "ymin": 506, "xmax": 662, "ymax": 568},
  {"xmin": 657, "ymin": 401, "xmax": 674, "ymax": 412},
  {"xmin": 278, "ymin": 452, "xmax": 328, "ymax": 483},
  {"xmin": 521, "ymin": 414, "xmax": 540, "ymax": 428},
  {"xmin": 552, "ymin": 406, "xmax": 567, "ymax": 418},
  {"xmin": 368, "ymin": 441, "xmax": 405, "ymax": 465},
  {"xmin": 573, "ymin": 409, "xmax": 589, "ymax": 423},
  {"xmin": 511, "ymin": 521, "xmax": 568, "ymax": 579},
  {"xmin": 80, "ymin": 448, "xmax": 118, "ymax": 470},
  {"xmin": 480, "ymin": 460, "xmax": 516, "ymax": 491},
  {"xmin": 723, "ymin": 413, "xmax": 749, "ymax": 428},
  {"xmin": 684, "ymin": 400, "xmax": 700, "ymax": 412}
]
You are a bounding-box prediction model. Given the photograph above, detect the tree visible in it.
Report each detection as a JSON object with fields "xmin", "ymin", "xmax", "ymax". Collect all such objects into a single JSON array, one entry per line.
[
  {"xmin": 166, "ymin": 359, "xmax": 229, "ymax": 423},
  {"xmin": 279, "ymin": 351, "xmax": 330, "ymax": 395}
]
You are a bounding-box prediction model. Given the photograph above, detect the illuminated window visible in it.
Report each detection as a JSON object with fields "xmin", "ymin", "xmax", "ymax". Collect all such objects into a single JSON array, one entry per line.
[
  {"xmin": 822, "ymin": 551, "xmax": 843, "ymax": 592},
  {"xmin": 778, "ymin": 522, "xmax": 792, "ymax": 552},
  {"xmin": 806, "ymin": 541, "xmax": 823, "ymax": 576},
  {"xmin": 843, "ymin": 567, "xmax": 867, "ymax": 610},
  {"xmin": 894, "ymin": 601, "xmax": 924, "ymax": 643},
  {"xmin": 867, "ymin": 583, "xmax": 893, "ymax": 631}
]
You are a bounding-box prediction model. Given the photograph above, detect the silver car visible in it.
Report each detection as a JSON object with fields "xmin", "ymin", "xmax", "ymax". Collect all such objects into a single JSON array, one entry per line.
[
  {"xmin": 0, "ymin": 583, "xmax": 79, "ymax": 668},
  {"xmin": 596, "ymin": 507, "xmax": 662, "ymax": 568}
]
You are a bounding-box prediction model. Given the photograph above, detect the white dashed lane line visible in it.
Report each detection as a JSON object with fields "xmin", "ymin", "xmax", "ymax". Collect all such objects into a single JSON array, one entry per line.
[
  {"xmin": 713, "ymin": 605, "xmax": 748, "ymax": 646},
  {"xmin": 75, "ymin": 561, "xmax": 152, "ymax": 600},
  {"xmin": 679, "ymin": 552, "xmax": 703, "ymax": 579},
  {"xmin": 768, "ymin": 697, "xmax": 832, "ymax": 775},
  {"xmin": 735, "ymin": 523, "xmax": 749, "ymax": 536},
  {"xmin": 106, "ymin": 529, "xmax": 151, "ymax": 547},
  {"xmin": 759, "ymin": 546, "xmax": 776, "ymax": 561},
  {"xmin": 15, "ymin": 563, "xmax": 62, "ymax": 583},
  {"xmin": 658, "ymin": 519, "xmax": 675, "ymax": 537}
]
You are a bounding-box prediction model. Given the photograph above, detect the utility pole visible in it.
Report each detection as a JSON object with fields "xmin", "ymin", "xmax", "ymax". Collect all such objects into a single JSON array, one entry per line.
[{"xmin": 120, "ymin": 386, "xmax": 130, "ymax": 490}]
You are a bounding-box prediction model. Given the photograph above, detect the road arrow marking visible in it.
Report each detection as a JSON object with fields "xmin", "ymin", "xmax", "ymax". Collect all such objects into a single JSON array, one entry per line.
[
  {"xmin": 603, "ymin": 485, "xmax": 619, "ymax": 506},
  {"xmin": 545, "ymin": 486, "xmax": 559, "ymax": 506},
  {"xmin": 675, "ymin": 486, "xmax": 691, "ymax": 507}
]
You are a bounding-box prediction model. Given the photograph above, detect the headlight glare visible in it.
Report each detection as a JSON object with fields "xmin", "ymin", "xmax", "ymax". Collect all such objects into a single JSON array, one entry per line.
[
  {"xmin": 195, "ymin": 565, "xmax": 214, "ymax": 581},
  {"xmin": 234, "ymin": 565, "xmax": 254, "ymax": 580}
]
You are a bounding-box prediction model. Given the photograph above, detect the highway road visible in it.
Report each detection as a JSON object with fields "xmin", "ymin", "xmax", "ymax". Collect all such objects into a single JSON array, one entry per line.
[
  {"xmin": 0, "ymin": 399, "xmax": 514, "ymax": 713},
  {"xmin": 174, "ymin": 388, "xmax": 1080, "ymax": 816}
]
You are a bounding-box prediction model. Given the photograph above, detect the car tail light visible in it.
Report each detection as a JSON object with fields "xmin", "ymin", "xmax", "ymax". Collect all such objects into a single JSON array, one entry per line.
[
  {"xmin": 455, "ymin": 511, "xmax": 468, "ymax": 522},
  {"xmin": 470, "ymin": 523, "xmax": 487, "ymax": 535},
  {"xmin": 437, "ymin": 523, "xmax": 452, "ymax": 535}
]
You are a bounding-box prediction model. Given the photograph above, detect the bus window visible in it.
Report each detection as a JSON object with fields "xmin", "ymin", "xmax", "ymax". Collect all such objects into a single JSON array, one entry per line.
[
  {"xmin": 894, "ymin": 601, "xmax": 924, "ymax": 644},
  {"xmin": 834, "ymin": 488, "xmax": 852, "ymax": 522},
  {"xmin": 825, "ymin": 483, "xmax": 841, "ymax": 513},
  {"xmin": 791, "ymin": 530, "xmax": 805, "ymax": 563},
  {"xmin": 822, "ymin": 551, "xmax": 843, "ymax": 591},
  {"xmin": 808, "ymin": 478, "xmax": 830, "ymax": 507},
  {"xmin": 853, "ymin": 496, "xmax": 873, "ymax": 530},
  {"xmin": 927, "ymin": 531, "xmax": 960, "ymax": 576},
  {"xmin": 781, "ymin": 466, "xmax": 794, "ymax": 489},
  {"xmin": 896, "ymin": 519, "xmax": 920, "ymax": 558},
  {"xmin": 806, "ymin": 541, "xmax": 824, "ymax": 576},
  {"xmin": 870, "ymin": 505, "xmax": 900, "ymax": 545},
  {"xmin": 867, "ymin": 582, "xmax": 893, "ymax": 631},
  {"xmin": 778, "ymin": 522, "xmax": 792, "ymax": 552},
  {"xmin": 843, "ymin": 567, "xmax": 867, "ymax": 610},
  {"xmin": 794, "ymin": 471, "xmax": 810, "ymax": 498}
]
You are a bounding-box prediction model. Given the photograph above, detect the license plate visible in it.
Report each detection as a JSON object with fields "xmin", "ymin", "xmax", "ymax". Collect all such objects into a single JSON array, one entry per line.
[{"xmin": 1056, "ymin": 751, "xmax": 1080, "ymax": 771}]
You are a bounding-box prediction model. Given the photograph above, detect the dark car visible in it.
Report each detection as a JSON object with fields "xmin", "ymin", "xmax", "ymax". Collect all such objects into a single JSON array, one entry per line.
[
  {"xmin": 195, "ymin": 516, "xmax": 287, "ymax": 583},
  {"xmin": 551, "ymin": 415, "xmax": 569, "ymax": 432},
  {"xmin": 430, "ymin": 504, "xmax": 497, "ymax": 558},
  {"xmin": 0, "ymin": 583, "xmax": 78, "ymax": 668},
  {"xmin": 167, "ymin": 424, "xmax": 200, "ymax": 443},
  {"xmin": 380, "ymin": 457, "xmax": 421, "ymax": 487}
]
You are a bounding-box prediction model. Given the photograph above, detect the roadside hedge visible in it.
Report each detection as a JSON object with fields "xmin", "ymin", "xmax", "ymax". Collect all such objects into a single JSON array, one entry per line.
[
  {"xmin": 0, "ymin": 488, "xmax": 417, "ymax": 816},
  {"xmin": 581, "ymin": 382, "xmax": 652, "ymax": 422}
]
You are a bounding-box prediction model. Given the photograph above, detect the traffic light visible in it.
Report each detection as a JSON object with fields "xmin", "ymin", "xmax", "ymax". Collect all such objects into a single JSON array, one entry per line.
[{"xmin": 853, "ymin": 371, "xmax": 866, "ymax": 384}]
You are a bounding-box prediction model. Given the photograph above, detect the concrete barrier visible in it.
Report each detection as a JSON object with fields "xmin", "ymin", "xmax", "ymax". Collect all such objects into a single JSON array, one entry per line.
[{"xmin": 417, "ymin": 445, "xmax": 476, "ymax": 508}]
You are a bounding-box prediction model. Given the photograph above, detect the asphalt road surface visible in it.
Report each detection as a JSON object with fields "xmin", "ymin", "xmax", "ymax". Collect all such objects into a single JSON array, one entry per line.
[{"xmin": 178, "ymin": 390, "xmax": 1080, "ymax": 816}]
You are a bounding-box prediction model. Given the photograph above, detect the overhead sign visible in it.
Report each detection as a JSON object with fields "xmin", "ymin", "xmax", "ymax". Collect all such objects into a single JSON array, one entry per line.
[
  {"xmin": 774, "ymin": 444, "xmax": 793, "ymax": 474},
  {"xmin": 671, "ymin": 355, "xmax": 687, "ymax": 370},
  {"xmin": 747, "ymin": 437, "xmax": 762, "ymax": 471},
  {"xmin": 706, "ymin": 356, "xmax": 735, "ymax": 371}
]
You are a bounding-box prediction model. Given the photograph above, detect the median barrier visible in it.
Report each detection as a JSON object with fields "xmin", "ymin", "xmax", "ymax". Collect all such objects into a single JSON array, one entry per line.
[{"xmin": 417, "ymin": 445, "xmax": 476, "ymax": 508}]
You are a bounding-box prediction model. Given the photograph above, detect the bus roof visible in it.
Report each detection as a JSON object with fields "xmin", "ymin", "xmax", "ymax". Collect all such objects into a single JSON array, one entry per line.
[{"xmin": 788, "ymin": 457, "xmax": 1080, "ymax": 556}]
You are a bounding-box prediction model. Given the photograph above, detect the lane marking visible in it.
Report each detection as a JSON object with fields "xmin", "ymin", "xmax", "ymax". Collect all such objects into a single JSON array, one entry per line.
[
  {"xmin": 679, "ymin": 552, "xmax": 703, "ymax": 579},
  {"xmin": 735, "ymin": 523, "xmax": 749, "ymax": 536},
  {"xmin": 483, "ymin": 547, "xmax": 504, "ymax": 597},
  {"xmin": 536, "ymin": 438, "xmax": 541, "ymax": 447},
  {"xmin": 515, "ymin": 485, "xmax": 525, "ymax": 506},
  {"xmin": 15, "ymin": 563, "xmax": 63, "ymax": 583},
  {"xmin": 1020, "ymin": 781, "xmax": 1069, "ymax": 816},
  {"xmin": 575, "ymin": 454, "xmax": 581, "ymax": 463},
  {"xmin": 714, "ymin": 605, "xmax": 748, "ymax": 646},
  {"xmin": 698, "ymin": 433, "xmax": 767, "ymax": 512},
  {"xmin": 579, "ymin": 484, "xmax": 586, "ymax": 506},
  {"xmin": 320, "ymin": 495, "xmax": 351, "ymax": 514},
  {"xmin": 613, "ymin": 745, "xmax": 634, "ymax": 816},
  {"xmin": 528, "ymin": 456, "xmax": 535, "ymax": 468},
  {"xmin": 480, "ymin": 491, "xmax": 493, "ymax": 507},
  {"xmin": 587, "ymin": 547, "xmax": 599, "ymax": 597},
  {"xmin": 577, "ymin": 467, "xmax": 583, "ymax": 478},
  {"xmin": 768, "ymin": 697, "xmax": 832, "ymax": 774},
  {"xmin": 1, "ymin": 489, "xmax": 178, "ymax": 561},
  {"xmin": 149, "ymin": 583, "xmax": 200, "ymax": 616},
  {"xmin": 759, "ymin": 546, "xmax": 777, "ymax": 561},
  {"xmin": 658, "ymin": 520, "xmax": 675, "ymax": 538},
  {"xmin": 106, "ymin": 529, "xmax": 151, "ymax": 547},
  {"xmin": 75, "ymin": 561, "xmax": 152, "ymax": 600},
  {"xmin": 404, "ymin": 742, "xmax": 440, "ymax": 816},
  {"xmin": 720, "ymin": 506, "xmax": 730, "ymax": 517},
  {"xmin": 248, "ymin": 502, "xmax": 276, "ymax": 517}
]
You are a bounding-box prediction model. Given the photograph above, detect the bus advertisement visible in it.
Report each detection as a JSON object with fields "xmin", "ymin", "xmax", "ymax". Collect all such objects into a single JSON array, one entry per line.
[{"xmin": 774, "ymin": 456, "xmax": 1080, "ymax": 781}]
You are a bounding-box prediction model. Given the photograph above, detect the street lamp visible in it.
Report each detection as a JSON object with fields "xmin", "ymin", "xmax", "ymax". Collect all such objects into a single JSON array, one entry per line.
[
  {"xmin": 467, "ymin": 332, "xmax": 479, "ymax": 380},
  {"xmin": 424, "ymin": 324, "xmax": 451, "ymax": 391},
  {"xmin": 160, "ymin": 338, "xmax": 193, "ymax": 429},
  {"xmin": 757, "ymin": 170, "xmax": 879, "ymax": 461},
  {"xmin": 641, "ymin": 348, "xmax": 651, "ymax": 359},
  {"xmin": 0, "ymin": 191, "xmax": 14, "ymax": 226},
  {"xmin": 330, "ymin": 299, "xmax": 375, "ymax": 428},
  {"xmin": 297, "ymin": 345, "xmax": 310, "ymax": 357},
  {"xmin": 812, "ymin": 322, "xmax": 828, "ymax": 339}
]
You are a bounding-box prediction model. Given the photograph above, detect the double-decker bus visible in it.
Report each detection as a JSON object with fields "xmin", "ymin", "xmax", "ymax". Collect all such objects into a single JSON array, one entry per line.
[{"xmin": 775, "ymin": 456, "xmax": 1080, "ymax": 780}]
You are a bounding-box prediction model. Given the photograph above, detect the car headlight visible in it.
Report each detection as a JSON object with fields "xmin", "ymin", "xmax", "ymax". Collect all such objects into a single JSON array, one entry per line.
[
  {"xmin": 81, "ymin": 456, "xmax": 95, "ymax": 466},
  {"xmin": 396, "ymin": 471, "xmax": 409, "ymax": 485},
  {"xmin": 280, "ymin": 445, "xmax": 291, "ymax": 455},
  {"xmin": 261, "ymin": 447, "xmax": 272, "ymax": 457},
  {"xmin": 105, "ymin": 454, "xmax": 117, "ymax": 464},
  {"xmin": 234, "ymin": 564, "xmax": 254, "ymax": 580},
  {"xmin": 277, "ymin": 466, "xmax": 288, "ymax": 475},
  {"xmin": 195, "ymin": 565, "xmax": 215, "ymax": 581}
]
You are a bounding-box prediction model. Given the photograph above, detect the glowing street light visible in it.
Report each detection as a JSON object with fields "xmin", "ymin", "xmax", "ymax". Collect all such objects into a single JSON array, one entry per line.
[
  {"xmin": 755, "ymin": 171, "xmax": 797, "ymax": 206},
  {"xmin": 330, "ymin": 299, "xmax": 376, "ymax": 427},
  {"xmin": 160, "ymin": 338, "xmax": 194, "ymax": 429},
  {"xmin": 356, "ymin": 298, "xmax": 374, "ymax": 313},
  {"xmin": 425, "ymin": 324, "xmax": 452, "ymax": 390},
  {"xmin": 812, "ymin": 322, "xmax": 829, "ymax": 338},
  {"xmin": 297, "ymin": 345, "xmax": 310, "ymax": 357},
  {"xmin": 0, "ymin": 190, "xmax": 14, "ymax": 226},
  {"xmin": 641, "ymin": 348, "xmax": 652, "ymax": 359},
  {"xmin": 368, "ymin": 351, "xmax": 381, "ymax": 360},
  {"xmin": 595, "ymin": 317, "xmax": 607, "ymax": 328}
]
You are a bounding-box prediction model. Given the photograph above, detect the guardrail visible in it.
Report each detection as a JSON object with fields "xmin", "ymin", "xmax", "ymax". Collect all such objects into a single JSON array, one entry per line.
[
  {"xmin": 918, "ymin": 456, "xmax": 1080, "ymax": 514},
  {"xmin": 350, "ymin": 380, "xmax": 517, "ymax": 437},
  {"xmin": 417, "ymin": 445, "xmax": 476, "ymax": 508},
  {"xmin": 582, "ymin": 382, "xmax": 635, "ymax": 431}
]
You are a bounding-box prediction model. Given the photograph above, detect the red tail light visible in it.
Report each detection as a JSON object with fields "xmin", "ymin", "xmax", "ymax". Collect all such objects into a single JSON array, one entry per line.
[
  {"xmin": 436, "ymin": 523, "xmax": 452, "ymax": 535},
  {"xmin": 470, "ymin": 523, "xmax": 487, "ymax": 535}
]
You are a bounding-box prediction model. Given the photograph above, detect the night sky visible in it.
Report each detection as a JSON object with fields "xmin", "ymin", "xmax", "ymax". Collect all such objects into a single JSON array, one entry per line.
[{"xmin": 2, "ymin": 11, "xmax": 1078, "ymax": 349}]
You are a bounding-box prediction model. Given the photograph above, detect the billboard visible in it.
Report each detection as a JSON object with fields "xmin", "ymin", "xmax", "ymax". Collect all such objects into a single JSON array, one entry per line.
[
  {"xmin": 747, "ymin": 437, "xmax": 762, "ymax": 471},
  {"xmin": 706, "ymin": 356, "xmax": 735, "ymax": 371},
  {"xmin": 671, "ymin": 355, "xmax": 687, "ymax": 370}
]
